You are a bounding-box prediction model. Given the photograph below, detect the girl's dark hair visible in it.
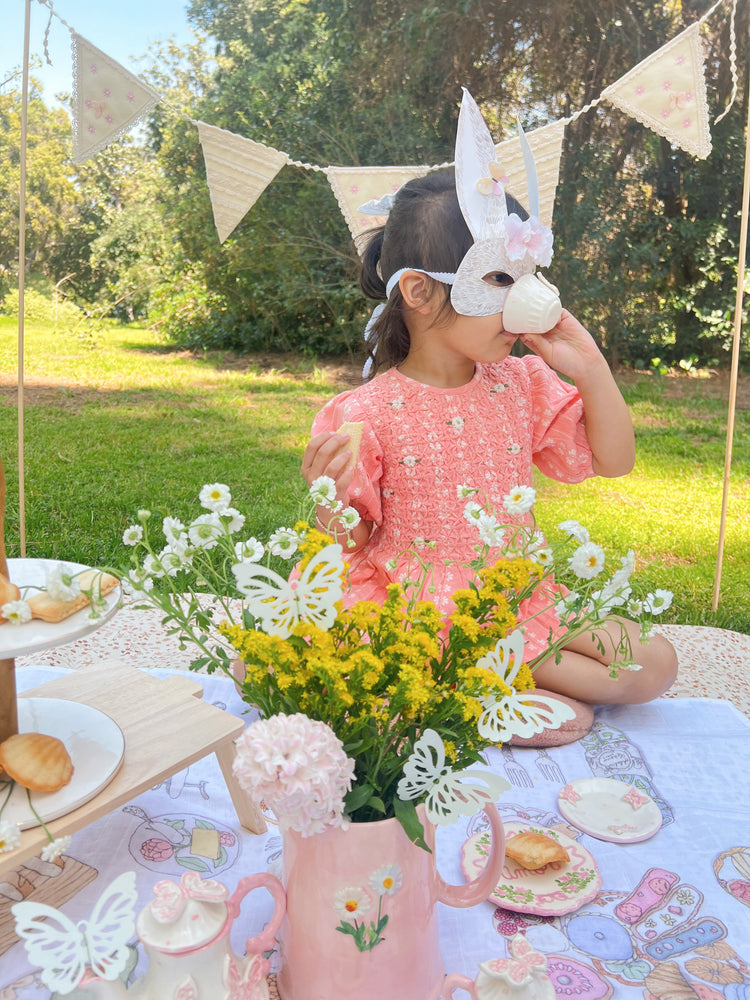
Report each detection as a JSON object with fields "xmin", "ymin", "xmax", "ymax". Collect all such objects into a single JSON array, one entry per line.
[{"xmin": 357, "ymin": 167, "xmax": 528, "ymax": 378}]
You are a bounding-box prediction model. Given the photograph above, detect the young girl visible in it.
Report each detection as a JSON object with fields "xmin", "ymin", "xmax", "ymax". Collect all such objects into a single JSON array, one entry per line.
[{"xmin": 302, "ymin": 99, "xmax": 677, "ymax": 706}]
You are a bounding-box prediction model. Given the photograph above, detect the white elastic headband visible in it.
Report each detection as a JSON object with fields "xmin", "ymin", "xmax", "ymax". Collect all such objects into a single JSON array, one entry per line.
[{"xmin": 385, "ymin": 268, "xmax": 456, "ymax": 299}]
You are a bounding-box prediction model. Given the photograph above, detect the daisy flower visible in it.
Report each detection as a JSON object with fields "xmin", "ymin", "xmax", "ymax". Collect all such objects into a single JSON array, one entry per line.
[
  {"xmin": 188, "ymin": 513, "xmax": 223, "ymax": 550},
  {"xmin": 557, "ymin": 519, "xmax": 590, "ymax": 544},
  {"xmin": 1, "ymin": 600, "xmax": 32, "ymax": 625},
  {"xmin": 268, "ymin": 528, "xmax": 300, "ymax": 559},
  {"xmin": 41, "ymin": 835, "xmax": 72, "ymax": 862},
  {"xmin": 643, "ymin": 589, "xmax": 673, "ymax": 614},
  {"xmin": 569, "ymin": 542, "xmax": 605, "ymax": 580},
  {"xmin": 234, "ymin": 537, "xmax": 264, "ymax": 562},
  {"xmin": 199, "ymin": 483, "xmax": 231, "ymax": 512},
  {"xmin": 334, "ymin": 886, "xmax": 373, "ymax": 922},
  {"xmin": 162, "ymin": 516, "xmax": 186, "ymax": 545},
  {"xmin": 502, "ymin": 485, "xmax": 536, "ymax": 516},
  {"xmin": 309, "ymin": 476, "xmax": 339, "ymax": 508},
  {"xmin": 45, "ymin": 563, "xmax": 81, "ymax": 602},
  {"xmin": 0, "ymin": 819, "xmax": 21, "ymax": 853},
  {"xmin": 122, "ymin": 524, "xmax": 143, "ymax": 546}
]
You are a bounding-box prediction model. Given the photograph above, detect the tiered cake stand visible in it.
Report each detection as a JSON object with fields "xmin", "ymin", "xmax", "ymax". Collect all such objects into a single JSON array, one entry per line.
[{"xmin": 0, "ymin": 559, "xmax": 124, "ymax": 831}]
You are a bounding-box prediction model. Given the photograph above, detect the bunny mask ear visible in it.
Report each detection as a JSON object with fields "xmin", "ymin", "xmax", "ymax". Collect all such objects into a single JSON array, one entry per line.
[{"xmin": 451, "ymin": 88, "xmax": 554, "ymax": 318}]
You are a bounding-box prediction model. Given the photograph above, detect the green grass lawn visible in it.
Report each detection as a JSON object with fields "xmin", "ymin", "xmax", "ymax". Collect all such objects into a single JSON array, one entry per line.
[{"xmin": 1, "ymin": 316, "xmax": 748, "ymax": 633}]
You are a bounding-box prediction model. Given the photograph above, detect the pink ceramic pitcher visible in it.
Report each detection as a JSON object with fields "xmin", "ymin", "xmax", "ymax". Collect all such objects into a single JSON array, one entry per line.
[{"xmin": 278, "ymin": 804, "xmax": 505, "ymax": 1000}]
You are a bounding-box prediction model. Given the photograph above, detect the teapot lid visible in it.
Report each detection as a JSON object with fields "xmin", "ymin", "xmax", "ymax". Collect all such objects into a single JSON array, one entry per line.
[{"xmin": 137, "ymin": 872, "xmax": 230, "ymax": 953}]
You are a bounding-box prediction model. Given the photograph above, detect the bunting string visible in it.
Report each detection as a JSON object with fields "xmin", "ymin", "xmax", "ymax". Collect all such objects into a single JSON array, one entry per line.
[{"xmin": 23, "ymin": 0, "xmax": 741, "ymax": 243}]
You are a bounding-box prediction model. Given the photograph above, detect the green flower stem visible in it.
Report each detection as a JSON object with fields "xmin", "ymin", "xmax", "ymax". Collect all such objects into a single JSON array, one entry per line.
[
  {"xmin": 0, "ymin": 779, "xmax": 14, "ymax": 817},
  {"xmin": 25, "ymin": 787, "xmax": 55, "ymax": 844}
]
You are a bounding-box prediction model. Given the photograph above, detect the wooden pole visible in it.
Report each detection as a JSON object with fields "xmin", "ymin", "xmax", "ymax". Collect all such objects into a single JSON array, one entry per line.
[
  {"xmin": 17, "ymin": 0, "xmax": 31, "ymax": 559},
  {"xmin": 712, "ymin": 80, "xmax": 750, "ymax": 611}
]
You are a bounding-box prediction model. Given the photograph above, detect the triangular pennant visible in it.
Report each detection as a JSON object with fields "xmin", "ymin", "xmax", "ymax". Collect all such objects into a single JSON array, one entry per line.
[
  {"xmin": 601, "ymin": 22, "xmax": 711, "ymax": 159},
  {"xmin": 71, "ymin": 33, "xmax": 160, "ymax": 164},
  {"xmin": 493, "ymin": 119, "xmax": 566, "ymax": 227},
  {"xmin": 327, "ymin": 165, "xmax": 431, "ymax": 249},
  {"xmin": 197, "ymin": 122, "xmax": 288, "ymax": 243}
]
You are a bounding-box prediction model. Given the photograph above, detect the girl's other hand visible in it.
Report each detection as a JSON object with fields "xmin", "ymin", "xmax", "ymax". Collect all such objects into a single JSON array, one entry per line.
[{"xmin": 301, "ymin": 431, "xmax": 355, "ymax": 501}]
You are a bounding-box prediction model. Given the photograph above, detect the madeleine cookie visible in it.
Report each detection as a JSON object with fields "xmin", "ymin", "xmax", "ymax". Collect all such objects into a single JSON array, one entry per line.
[
  {"xmin": 505, "ymin": 830, "xmax": 570, "ymax": 870},
  {"xmin": 27, "ymin": 570, "xmax": 119, "ymax": 624},
  {"xmin": 336, "ymin": 421, "xmax": 364, "ymax": 469},
  {"xmin": 0, "ymin": 731, "xmax": 74, "ymax": 791}
]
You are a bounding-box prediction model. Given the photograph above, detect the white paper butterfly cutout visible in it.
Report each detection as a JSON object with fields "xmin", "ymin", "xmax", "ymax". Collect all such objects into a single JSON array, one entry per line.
[
  {"xmin": 232, "ymin": 543, "xmax": 345, "ymax": 639},
  {"xmin": 11, "ymin": 870, "xmax": 137, "ymax": 993},
  {"xmin": 476, "ymin": 630, "xmax": 575, "ymax": 743},
  {"xmin": 397, "ymin": 729, "xmax": 510, "ymax": 826}
]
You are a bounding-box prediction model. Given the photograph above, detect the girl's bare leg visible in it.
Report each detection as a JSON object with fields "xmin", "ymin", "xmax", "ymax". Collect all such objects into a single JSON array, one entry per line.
[{"xmin": 531, "ymin": 618, "xmax": 678, "ymax": 705}]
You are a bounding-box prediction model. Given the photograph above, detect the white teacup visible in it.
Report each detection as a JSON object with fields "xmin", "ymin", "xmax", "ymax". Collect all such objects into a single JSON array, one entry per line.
[{"xmin": 502, "ymin": 272, "xmax": 562, "ymax": 334}]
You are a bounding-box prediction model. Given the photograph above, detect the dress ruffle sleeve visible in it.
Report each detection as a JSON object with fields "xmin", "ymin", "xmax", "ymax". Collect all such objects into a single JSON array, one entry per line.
[
  {"xmin": 526, "ymin": 357, "xmax": 595, "ymax": 483},
  {"xmin": 311, "ymin": 392, "xmax": 384, "ymax": 526}
]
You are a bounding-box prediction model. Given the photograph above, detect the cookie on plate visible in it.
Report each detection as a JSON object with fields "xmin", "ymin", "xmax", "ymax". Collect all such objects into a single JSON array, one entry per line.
[
  {"xmin": 0, "ymin": 731, "xmax": 74, "ymax": 791},
  {"xmin": 505, "ymin": 830, "xmax": 570, "ymax": 870}
]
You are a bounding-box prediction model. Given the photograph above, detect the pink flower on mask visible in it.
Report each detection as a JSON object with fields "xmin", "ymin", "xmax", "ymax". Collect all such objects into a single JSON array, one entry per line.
[{"xmin": 504, "ymin": 215, "xmax": 553, "ymax": 267}]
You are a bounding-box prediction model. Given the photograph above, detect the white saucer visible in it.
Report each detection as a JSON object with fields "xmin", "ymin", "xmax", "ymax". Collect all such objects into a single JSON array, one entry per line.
[
  {"xmin": 3, "ymin": 698, "xmax": 125, "ymax": 830},
  {"xmin": 557, "ymin": 777, "xmax": 663, "ymax": 844},
  {"xmin": 0, "ymin": 559, "xmax": 120, "ymax": 658}
]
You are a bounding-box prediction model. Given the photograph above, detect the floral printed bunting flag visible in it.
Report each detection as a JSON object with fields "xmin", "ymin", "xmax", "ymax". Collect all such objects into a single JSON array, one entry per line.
[
  {"xmin": 327, "ymin": 165, "xmax": 432, "ymax": 248},
  {"xmin": 71, "ymin": 33, "xmax": 160, "ymax": 164},
  {"xmin": 197, "ymin": 122, "xmax": 289, "ymax": 243},
  {"xmin": 493, "ymin": 120, "xmax": 566, "ymax": 227},
  {"xmin": 601, "ymin": 22, "xmax": 711, "ymax": 159}
]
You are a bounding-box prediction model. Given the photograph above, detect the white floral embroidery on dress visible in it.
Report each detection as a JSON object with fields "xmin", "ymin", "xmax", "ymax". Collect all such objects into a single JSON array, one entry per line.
[{"xmin": 447, "ymin": 416, "xmax": 465, "ymax": 431}]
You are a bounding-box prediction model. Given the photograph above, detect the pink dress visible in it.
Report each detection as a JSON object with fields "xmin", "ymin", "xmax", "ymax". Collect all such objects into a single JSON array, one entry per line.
[{"xmin": 312, "ymin": 357, "xmax": 595, "ymax": 659}]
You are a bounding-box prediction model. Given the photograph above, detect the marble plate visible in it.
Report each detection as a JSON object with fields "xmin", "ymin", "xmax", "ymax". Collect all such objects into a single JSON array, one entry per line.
[
  {"xmin": 3, "ymin": 698, "xmax": 125, "ymax": 830},
  {"xmin": 461, "ymin": 821, "xmax": 602, "ymax": 916},
  {"xmin": 558, "ymin": 777, "xmax": 663, "ymax": 844},
  {"xmin": 0, "ymin": 559, "xmax": 120, "ymax": 658}
]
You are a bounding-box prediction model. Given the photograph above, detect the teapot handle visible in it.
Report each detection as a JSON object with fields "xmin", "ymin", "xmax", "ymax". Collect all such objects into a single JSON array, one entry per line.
[
  {"xmin": 435, "ymin": 803, "xmax": 505, "ymax": 908},
  {"xmin": 228, "ymin": 872, "xmax": 287, "ymax": 956},
  {"xmin": 442, "ymin": 974, "xmax": 479, "ymax": 999}
]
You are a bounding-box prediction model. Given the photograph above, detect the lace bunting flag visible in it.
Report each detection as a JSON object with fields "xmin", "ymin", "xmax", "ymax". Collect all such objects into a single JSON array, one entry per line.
[
  {"xmin": 327, "ymin": 165, "xmax": 431, "ymax": 248},
  {"xmin": 197, "ymin": 122, "xmax": 289, "ymax": 243},
  {"xmin": 493, "ymin": 120, "xmax": 566, "ymax": 227},
  {"xmin": 71, "ymin": 34, "xmax": 160, "ymax": 164},
  {"xmin": 601, "ymin": 22, "xmax": 711, "ymax": 159}
]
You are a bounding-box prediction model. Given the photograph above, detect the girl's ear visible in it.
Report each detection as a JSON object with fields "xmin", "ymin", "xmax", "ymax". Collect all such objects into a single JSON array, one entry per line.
[{"xmin": 399, "ymin": 271, "xmax": 435, "ymax": 312}]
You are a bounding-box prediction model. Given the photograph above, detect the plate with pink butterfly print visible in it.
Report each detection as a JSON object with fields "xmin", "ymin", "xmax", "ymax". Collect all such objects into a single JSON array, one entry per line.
[
  {"xmin": 461, "ymin": 822, "xmax": 602, "ymax": 917},
  {"xmin": 557, "ymin": 777, "xmax": 663, "ymax": 844}
]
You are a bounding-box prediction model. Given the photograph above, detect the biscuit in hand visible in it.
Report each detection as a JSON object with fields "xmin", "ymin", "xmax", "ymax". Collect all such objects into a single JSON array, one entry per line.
[
  {"xmin": 0, "ymin": 731, "xmax": 74, "ymax": 791},
  {"xmin": 505, "ymin": 830, "xmax": 570, "ymax": 870},
  {"xmin": 336, "ymin": 421, "xmax": 364, "ymax": 469}
]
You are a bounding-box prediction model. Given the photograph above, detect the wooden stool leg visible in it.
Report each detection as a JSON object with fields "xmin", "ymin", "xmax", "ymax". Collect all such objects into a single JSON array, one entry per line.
[
  {"xmin": 0, "ymin": 657, "xmax": 18, "ymax": 742},
  {"xmin": 214, "ymin": 740, "xmax": 267, "ymax": 834}
]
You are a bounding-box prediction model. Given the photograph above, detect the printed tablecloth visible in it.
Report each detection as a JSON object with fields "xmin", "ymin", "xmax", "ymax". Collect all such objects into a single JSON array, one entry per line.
[{"xmin": 3, "ymin": 665, "xmax": 750, "ymax": 1000}]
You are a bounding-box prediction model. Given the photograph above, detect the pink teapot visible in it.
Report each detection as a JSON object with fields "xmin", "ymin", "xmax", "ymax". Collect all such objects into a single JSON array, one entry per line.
[{"xmin": 78, "ymin": 870, "xmax": 286, "ymax": 1000}]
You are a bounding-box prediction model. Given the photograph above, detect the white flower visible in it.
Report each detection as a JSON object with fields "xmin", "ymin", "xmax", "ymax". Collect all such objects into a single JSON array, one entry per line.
[
  {"xmin": 162, "ymin": 516, "xmax": 186, "ymax": 545},
  {"xmin": 199, "ymin": 482, "xmax": 231, "ymax": 512},
  {"xmin": 333, "ymin": 886, "xmax": 373, "ymax": 922},
  {"xmin": 503, "ymin": 485, "xmax": 536, "ymax": 516},
  {"xmin": 0, "ymin": 819, "xmax": 21, "ymax": 852},
  {"xmin": 218, "ymin": 506, "xmax": 245, "ymax": 534},
  {"xmin": 557, "ymin": 519, "xmax": 590, "ymax": 544},
  {"xmin": 268, "ymin": 527, "xmax": 300, "ymax": 559},
  {"xmin": 447, "ymin": 416, "xmax": 465, "ymax": 430},
  {"xmin": 463, "ymin": 500, "xmax": 483, "ymax": 524},
  {"xmin": 339, "ymin": 506, "xmax": 361, "ymax": 530},
  {"xmin": 589, "ymin": 584, "xmax": 631, "ymax": 620},
  {"xmin": 385, "ymin": 559, "xmax": 398, "ymax": 572},
  {"xmin": 531, "ymin": 547, "xmax": 554, "ymax": 566},
  {"xmin": 125, "ymin": 566, "xmax": 153, "ymax": 594},
  {"xmin": 643, "ymin": 589, "xmax": 673, "ymax": 615},
  {"xmin": 158, "ymin": 545, "xmax": 192, "ymax": 577},
  {"xmin": 234, "ymin": 537, "xmax": 264, "ymax": 562},
  {"xmin": 1, "ymin": 600, "xmax": 32, "ymax": 625},
  {"xmin": 569, "ymin": 542, "xmax": 605, "ymax": 580},
  {"xmin": 627, "ymin": 598, "xmax": 644, "ymax": 617},
  {"xmin": 456, "ymin": 484, "xmax": 476, "ymax": 499},
  {"xmin": 45, "ymin": 563, "xmax": 81, "ymax": 602},
  {"xmin": 389, "ymin": 396, "xmax": 405, "ymax": 409},
  {"xmin": 122, "ymin": 524, "xmax": 143, "ymax": 546},
  {"xmin": 188, "ymin": 512, "xmax": 223, "ymax": 550},
  {"xmin": 40, "ymin": 835, "xmax": 72, "ymax": 862},
  {"xmin": 477, "ymin": 514, "xmax": 505, "ymax": 548},
  {"xmin": 610, "ymin": 549, "xmax": 636, "ymax": 589},
  {"xmin": 507, "ymin": 442, "xmax": 521, "ymax": 455},
  {"xmin": 370, "ymin": 865, "xmax": 402, "ymax": 897},
  {"xmin": 142, "ymin": 553, "xmax": 166, "ymax": 579},
  {"xmin": 309, "ymin": 476, "xmax": 339, "ymax": 507},
  {"xmin": 401, "ymin": 455, "xmax": 418, "ymax": 468}
]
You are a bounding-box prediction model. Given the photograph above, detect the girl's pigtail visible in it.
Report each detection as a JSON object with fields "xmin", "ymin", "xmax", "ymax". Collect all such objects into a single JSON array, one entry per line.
[{"xmin": 358, "ymin": 227, "xmax": 410, "ymax": 379}]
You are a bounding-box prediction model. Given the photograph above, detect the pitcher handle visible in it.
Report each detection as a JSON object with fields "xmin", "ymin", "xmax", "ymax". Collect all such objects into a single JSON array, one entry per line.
[
  {"xmin": 228, "ymin": 872, "xmax": 287, "ymax": 955},
  {"xmin": 435, "ymin": 803, "xmax": 505, "ymax": 908}
]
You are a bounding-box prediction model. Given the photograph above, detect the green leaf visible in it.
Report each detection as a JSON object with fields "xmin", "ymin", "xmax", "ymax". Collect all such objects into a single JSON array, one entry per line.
[
  {"xmin": 344, "ymin": 783, "xmax": 375, "ymax": 812},
  {"xmin": 394, "ymin": 798, "xmax": 431, "ymax": 853}
]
